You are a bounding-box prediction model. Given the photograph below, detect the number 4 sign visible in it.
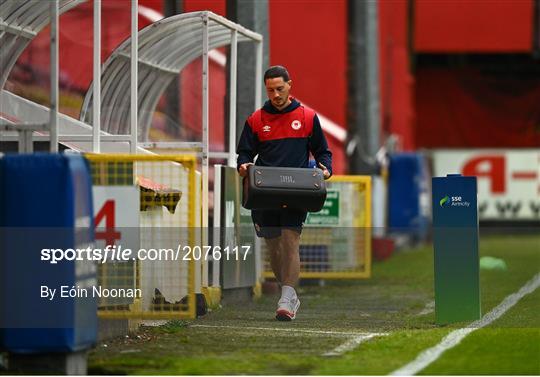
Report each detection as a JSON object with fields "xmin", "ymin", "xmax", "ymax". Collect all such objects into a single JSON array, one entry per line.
[
  {"xmin": 95, "ymin": 200, "xmax": 121, "ymax": 246},
  {"xmin": 93, "ymin": 186, "xmax": 140, "ymax": 250}
]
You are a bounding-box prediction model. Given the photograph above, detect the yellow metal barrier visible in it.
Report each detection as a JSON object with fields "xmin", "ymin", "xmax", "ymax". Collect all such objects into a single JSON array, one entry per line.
[
  {"xmin": 263, "ymin": 175, "xmax": 372, "ymax": 279},
  {"xmin": 85, "ymin": 154, "xmax": 199, "ymax": 319}
]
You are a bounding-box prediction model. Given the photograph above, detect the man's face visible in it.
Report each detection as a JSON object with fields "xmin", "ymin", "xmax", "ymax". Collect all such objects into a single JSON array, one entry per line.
[{"xmin": 265, "ymin": 77, "xmax": 291, "ymax": 109}]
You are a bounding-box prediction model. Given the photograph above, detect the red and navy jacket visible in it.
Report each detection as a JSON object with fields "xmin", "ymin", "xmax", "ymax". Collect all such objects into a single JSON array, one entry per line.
[{"xmin": 236, "ymin": 97, "xmax": 333, "ymax": 176}]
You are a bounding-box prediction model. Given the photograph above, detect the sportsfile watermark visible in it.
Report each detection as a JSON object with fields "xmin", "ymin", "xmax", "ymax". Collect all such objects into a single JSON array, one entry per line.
[
  {"xmin": 40, "ymin": 244, "xmax": 251, "ymax": 264},
  {"xmin": 1, "ymin": 226, "xmax": 538, "ymax": 329}
]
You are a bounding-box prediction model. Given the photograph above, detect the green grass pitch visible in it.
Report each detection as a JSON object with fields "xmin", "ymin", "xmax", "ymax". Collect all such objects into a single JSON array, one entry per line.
[{"xmin": 88, "ymin": 234, "xmax": 539, "ymax": 375}]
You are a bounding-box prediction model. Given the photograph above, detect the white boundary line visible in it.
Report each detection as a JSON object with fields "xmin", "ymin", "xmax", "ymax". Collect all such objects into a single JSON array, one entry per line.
[
  {"xmin": 324, "ymin": 333, "xmax": 388, "ymax": 357},
  {"xmin": 190, "ymin": 324, "xmax": 388, "ymax": 357},
  {"xmin": 390, "ymin": 272, "xmax": 540, "ymax": 376},
  {"xmin": 191, "ymin": 324, "xmax": 370, "ymax": 337},
  {"xmin": 417, "ymin": 300, "xmax": 435, "ymax": 316}
]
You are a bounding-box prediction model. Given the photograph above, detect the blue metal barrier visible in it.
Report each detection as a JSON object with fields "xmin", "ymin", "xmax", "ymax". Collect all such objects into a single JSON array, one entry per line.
[
  {"xmin": 388, "ymin": 153, "xmax": 431, "ymax": 240},
  {"xmin": 0, "ymin": 153, "xmax": 97, "ymax": 353}
]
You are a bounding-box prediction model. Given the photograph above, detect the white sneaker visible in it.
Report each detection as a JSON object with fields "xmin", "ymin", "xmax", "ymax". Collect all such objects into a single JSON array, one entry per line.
[{"xmin": 276, "ymin": 296, "xmax": 300, "ymax": 321}]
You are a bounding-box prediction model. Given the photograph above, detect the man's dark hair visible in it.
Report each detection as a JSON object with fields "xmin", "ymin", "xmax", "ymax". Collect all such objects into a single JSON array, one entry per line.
[{"xmin": 264, "ymin": 65, "xmax": 290, "ymax": 82}]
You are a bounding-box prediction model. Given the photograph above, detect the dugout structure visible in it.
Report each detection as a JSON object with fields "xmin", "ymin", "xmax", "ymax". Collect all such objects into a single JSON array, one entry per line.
[
  {"xmin": 85, "ymin": 153, "xmax": 200, "ymax": 319},
  {"xmin": 262, "ymin": 175, "xmax": 372, "ymax": 279},
  {"xmin": 1, "ymin": 5, "xmax": 264, "ymax": 318},
  {"xmin": 0, "ymin": 3, "xmax": 267, "ymax": 317}
]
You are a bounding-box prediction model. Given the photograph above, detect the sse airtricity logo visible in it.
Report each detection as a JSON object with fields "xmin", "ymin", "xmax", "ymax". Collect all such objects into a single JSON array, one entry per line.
[
  {"xmin": 439, "ymin": 195, "xmax": 450, "ymax": 207},
  {"xmin": 440, "ymin": 195, "xmax": 471, "ymax": 208}
]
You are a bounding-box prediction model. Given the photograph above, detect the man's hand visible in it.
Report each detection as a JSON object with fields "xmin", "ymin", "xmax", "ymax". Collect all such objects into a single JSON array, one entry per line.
[
  {"xmin": 238, "ymin": 162, "xmax": 254, "ymax": 177},
  {"xmin": 318, "ymin": 162, "xmax": 331, "ymax": 180}
]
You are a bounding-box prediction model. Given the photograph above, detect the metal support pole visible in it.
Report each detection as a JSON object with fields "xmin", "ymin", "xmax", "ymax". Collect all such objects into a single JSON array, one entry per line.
[
  {"xmin": 49, "ymin": 0, "xmax": 59, "ymax": 152},
  {"xmin": 250, "ymin": 41, "xmax": 263, "ymax": 281},
  {"xmin": 201, "ymin": 13, "xmax": 210, "ymax": 287},
  {"xmin": 365, "ymin": 0, "xmax": 381, "ymax": 156},
  {"xmin": 130, "ymin": 0, "xmax": 138, "ymax": 153},
  {"xmin": 347, "ymin": 0, "xmax": 380, "ymax": 174},
  {"xmin": 212, "ymin": 165, "xmax": 222, "ymax": 287},
  {"xmin": 254, "ymin": 40, "xmax": 263, "ymax": 111},
  {"xmin": 92, "ymin": 0, "xmax": 101, "ymax": 153},
  {"xmin": 18, "ymin": 130, "xmax": 33, "ymax": 153},
  {"xmin": 163, "ymin": 0, "xmax": 182, "ymax": 137},
  {"xmin": 228, "ymin": 30, "xmax": 238, "ymax": 167}
]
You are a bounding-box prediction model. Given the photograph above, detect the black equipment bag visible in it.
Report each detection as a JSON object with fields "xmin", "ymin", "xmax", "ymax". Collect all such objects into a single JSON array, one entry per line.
[{"xmin": 242, "ymin": 166, "xmax": 327, "ymax": 212}]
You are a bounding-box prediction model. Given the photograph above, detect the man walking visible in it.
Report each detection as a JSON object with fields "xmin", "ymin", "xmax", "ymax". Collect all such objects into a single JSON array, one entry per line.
[{"xmin": 237, "ymin": 65, "xmax": 332, "ymax": 321}]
